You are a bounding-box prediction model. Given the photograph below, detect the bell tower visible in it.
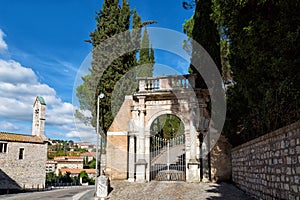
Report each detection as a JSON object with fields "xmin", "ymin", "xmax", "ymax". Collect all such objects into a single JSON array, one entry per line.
[{"xmin": 32, "ymin": 96, "xmax": 46, "ymax": 139}]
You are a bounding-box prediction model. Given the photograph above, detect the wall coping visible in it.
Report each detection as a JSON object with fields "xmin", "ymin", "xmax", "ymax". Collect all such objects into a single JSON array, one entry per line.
[{"xmin": 232, "ymin": 120, "xmax": 300, "ymax": 152}]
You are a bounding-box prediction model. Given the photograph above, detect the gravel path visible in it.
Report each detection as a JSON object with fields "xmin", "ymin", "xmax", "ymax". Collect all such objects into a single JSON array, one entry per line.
[{"xmin": 106, "ymin": 181, "xmax": 254, "ymax": 200}]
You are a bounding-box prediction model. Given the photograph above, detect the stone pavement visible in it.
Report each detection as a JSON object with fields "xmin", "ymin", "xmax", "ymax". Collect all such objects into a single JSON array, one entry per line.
[{"xmin": 105, "ymin": 181, "xmax": 254, "ymax": 200}]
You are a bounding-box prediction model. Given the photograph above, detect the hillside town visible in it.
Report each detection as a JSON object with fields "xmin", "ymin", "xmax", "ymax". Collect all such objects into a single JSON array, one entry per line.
[{"xmin": 0, "ymin": 97, "xmax": 98, "ymax": 194}]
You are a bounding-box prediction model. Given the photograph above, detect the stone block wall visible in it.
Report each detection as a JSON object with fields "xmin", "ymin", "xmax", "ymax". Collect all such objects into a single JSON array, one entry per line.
[
  {"xmin": 232, "ymin": 120, "xmax": 300, "ymax": 200},
  {"xmin": 211, "ymin": 135, "xmax": 232, "ymax": 182},
  {"xmin": 0, "ymin": 141, "xmax": 47, "ymax": 190}
]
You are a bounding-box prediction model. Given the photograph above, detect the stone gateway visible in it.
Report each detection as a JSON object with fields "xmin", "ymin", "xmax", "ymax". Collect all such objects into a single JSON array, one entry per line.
[{"xmin": 105, "ymin": 75, "xmax": 231, "ymax": 182}]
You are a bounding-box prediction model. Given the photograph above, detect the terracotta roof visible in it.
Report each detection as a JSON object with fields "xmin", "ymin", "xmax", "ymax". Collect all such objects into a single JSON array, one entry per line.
[
  {"xmin": 80, "ymin": 152, "xmax": 96, "ymax": 157},
  {"xmin": 54, "ymin": 156, "xmax": 83, "ymax": 161},
  {"xmin": 60, "ymin": 168, "xmax": 96, "ymax": 174},
  {"xmin": 0, "ymin": 132, "xmax": 46, "ymax": 144}
]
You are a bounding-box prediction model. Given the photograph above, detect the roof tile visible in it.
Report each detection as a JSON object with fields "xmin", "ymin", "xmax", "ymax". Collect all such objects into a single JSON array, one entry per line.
[{"xmin": 0, "ymin": 132, "xmax": 45, "ymax": 144}]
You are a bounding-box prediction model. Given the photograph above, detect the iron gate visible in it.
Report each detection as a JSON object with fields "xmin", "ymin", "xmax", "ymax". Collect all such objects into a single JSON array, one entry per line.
[{"xmin": 150, "ymin": 135, "xmax": 186, "ymax": 181}]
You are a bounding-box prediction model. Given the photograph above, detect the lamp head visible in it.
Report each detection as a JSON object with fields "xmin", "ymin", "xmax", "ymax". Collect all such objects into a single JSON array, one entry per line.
[{"xmin": 99, "ymin": 93, "xmax": 105, "ymax": 99}]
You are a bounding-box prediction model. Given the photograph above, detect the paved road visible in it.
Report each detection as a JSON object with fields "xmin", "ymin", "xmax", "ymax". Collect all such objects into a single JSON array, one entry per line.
[
  {"xmin": 0, "ymin": 186, "xmax": 94, "ymax": 200},
  {"xmin": 0, "ymin": 181, "xmax": 254, "ymax": 200},
  {"xmin": 80, "ymin": 181, "xmax": 254, "ymax": 200}
]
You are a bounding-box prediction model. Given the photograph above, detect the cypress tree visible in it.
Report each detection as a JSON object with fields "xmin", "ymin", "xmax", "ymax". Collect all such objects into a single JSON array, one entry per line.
[
  {"xmin": 183, "ymin": 0, "xmax": 221, "ymax": 88},
  {"xmin": 137, "ymin": 28, "xmax": 155, "ymax": 77}
]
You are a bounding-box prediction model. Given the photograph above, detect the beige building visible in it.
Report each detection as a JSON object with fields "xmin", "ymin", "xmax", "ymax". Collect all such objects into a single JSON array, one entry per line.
[
  {"xmin": 46, "ymin": 160, "xmax": 57, "ymax": 173},
  {"xmin": 0, "ymin": 96, "xmax": 48, "ymax": 192},
  {"xmin": 80, "ymin": 151, "xmax": 96, "ymax": 162},
  {"xmin": 59, "ymin": 168, "xmax": 96, "ymax": 179},
  {"xmin": 54, "ymin": 156, "xmax": 83, "ymax": 176},
  {"xmin": 74, "ymin": 142, "xmax": 95, "ymax": 152}
]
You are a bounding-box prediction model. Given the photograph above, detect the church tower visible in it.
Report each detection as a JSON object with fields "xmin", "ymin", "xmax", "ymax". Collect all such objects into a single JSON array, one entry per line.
[{"xmin": 32, "ymin": 96, "xmax": 46, "ymax": 139}]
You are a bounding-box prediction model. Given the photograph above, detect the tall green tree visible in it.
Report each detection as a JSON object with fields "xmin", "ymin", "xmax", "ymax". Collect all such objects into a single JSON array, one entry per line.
[
  {"xmin": 76, "ymin": 1, "xmax": 156, "ymax": 133},
  {"xmin": 210, "ymin": 0, "xmax": 300, "ymax": 146},
  {"xmin": 183, "ymin": 0, "xmax": 222, "ymax": 88},
  {"xmin": 137, "ymin": 28, "xmax": 155, "ymax": 77},
  {"xmin": 76, "ymin": 0, "xmax": 134, "ymax": 132}
]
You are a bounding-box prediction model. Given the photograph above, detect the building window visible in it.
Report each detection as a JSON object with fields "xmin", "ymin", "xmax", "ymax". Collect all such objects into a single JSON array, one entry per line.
[
  {"xmin": 0, "ymin": 143, "xmax": 8, "ymax": 153},
  {"xmin": 19, "ymin": 148, "xmax": 24, "ymax": 159}
]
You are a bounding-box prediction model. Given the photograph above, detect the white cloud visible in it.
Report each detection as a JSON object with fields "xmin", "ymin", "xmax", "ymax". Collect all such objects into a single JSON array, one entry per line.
[
  {"xmin": 0, "ymin": 58, "xmax": 81, "ymax": 140},
  {"xmin": 0, "ymin": 29, "xmax": 8, "ymax": 50},
  {"xmin": 47, "ymin": 102, "xmax": 75, "ymax": 126},
  {"xmin": 0, "ymin": 59, "xmax": 57, "ymax": 121},
  {"xmin": 65, "ymin": 119, "xmax": 96, "ymax": 143},
  {"xmin": 0, "ymin": 60, "xmax": 37, "ymax": 84},
  {"xmin": 0, "ymin": 29, "xmax": 92, "ymax": 141},
  {"xmin": 0, "ymin": 121, "xmax": 19, "ymax": 132}
]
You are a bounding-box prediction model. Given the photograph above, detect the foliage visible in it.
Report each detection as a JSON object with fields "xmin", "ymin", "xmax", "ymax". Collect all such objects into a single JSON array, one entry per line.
[
  {"xmin": 151, "ymin": 114, "xmax": 184, "ymax": 140},
  {"xmin": 79, "ymin": 170, "xmax": 90, "ymax": 183},
  {"xmin": 46, "ymin": 172, "xmax": 56, "ymax": 184},
  {"xmin": 210, "ymin": 0, "xmax": 300, "ymax": 146},
  {"xmin": 183, "ymin": 0, "xmax": 222, "ymax": 88},
  {"xmin": 137, "ymin": 28, "xmax": 155, "ymax": 77},
  {"xmin": 76, "ymin": 0, "xmax": 155, "ymax": 134},
  {"xmin": 183, "ymin": 0, "xmax": 299, "ymax": 146},
  {"xmin": 84, "ymin": 158, "xmax": 96, "ymax": 169}
]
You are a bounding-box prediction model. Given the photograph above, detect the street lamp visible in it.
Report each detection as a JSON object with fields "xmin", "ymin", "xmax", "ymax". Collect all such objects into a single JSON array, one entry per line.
[{"xmin": 96, "ymin": 93, "xmax": 105, "ymax": 178}]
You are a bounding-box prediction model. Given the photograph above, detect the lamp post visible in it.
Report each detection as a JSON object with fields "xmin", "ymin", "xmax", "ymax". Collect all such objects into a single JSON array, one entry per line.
[{"xmin": 96, "ymin": 93, "xmax": 105, "ymax": 178}]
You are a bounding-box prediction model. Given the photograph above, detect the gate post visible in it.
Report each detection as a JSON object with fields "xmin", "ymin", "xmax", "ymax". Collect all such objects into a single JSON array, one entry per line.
[
  {"xmin": 128, "ymin": 132, "xmax": 135, "ymax": 182},
  {"xmin": 186, "ymin": 131, "xmax": 200, "ymax": 182},
  {"xmin": 145, "ymin": 131, "xmax": 151, "ymax": 181},
  {"xmin": 135, "ymin": 96, "xmax": 147, "ymax": 182},
  {"xmin": 187, "ymin": 123, "xmax": 200, "ymax": 182}
]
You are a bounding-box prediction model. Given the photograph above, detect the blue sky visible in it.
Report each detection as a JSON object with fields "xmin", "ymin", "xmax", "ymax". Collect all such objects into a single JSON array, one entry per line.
[{"xmin": 0, "ymin": 0, "xmax": 193, "ymax": 142}]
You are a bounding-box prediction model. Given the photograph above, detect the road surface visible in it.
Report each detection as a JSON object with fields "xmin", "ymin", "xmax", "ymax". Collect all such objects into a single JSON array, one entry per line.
[{"xmin": 0, "ymin": 186, "xmax": 94, "ymax": 200}]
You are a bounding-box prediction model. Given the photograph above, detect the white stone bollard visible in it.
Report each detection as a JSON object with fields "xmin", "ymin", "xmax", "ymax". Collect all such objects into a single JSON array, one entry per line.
[{"xmin": 96, "ymin": 175, "xmax": 109, "ymax": 200}]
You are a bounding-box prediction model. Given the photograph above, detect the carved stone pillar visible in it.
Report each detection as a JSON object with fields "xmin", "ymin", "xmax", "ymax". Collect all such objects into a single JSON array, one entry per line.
[
  {"xmin": 128, "ymin": 133, "xmax": 135, "ymax": 182},
  {"xmin": 187, "ymin": 100, "xmax": 200, "ymax": 182},
  {"xmin": 145, "ymin": 131, "xmax": 151, "ymax": 181},
  {"xmin": 135, "ymin": 96, "xmax": 147, "ymax": 182}
]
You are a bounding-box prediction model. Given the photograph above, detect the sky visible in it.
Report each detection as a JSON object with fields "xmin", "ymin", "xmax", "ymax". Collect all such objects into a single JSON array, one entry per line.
[{"xmin": 0, "ymin": 0, "xmax": 194, "ymax": 142}]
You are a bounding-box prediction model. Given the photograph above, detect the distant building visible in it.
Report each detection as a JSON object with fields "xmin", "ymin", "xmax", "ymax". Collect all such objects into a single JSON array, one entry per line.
[
  {"xmin": 80, "ymin": 152, "xmax": 96, "ymax": 163},
  {"xmin": 59, "ymin": 168, "xmax": 96, "ymax": 180},
  {"xmin": 54, "ymin": 156, "xmax": 83, "ymax": 176},
  {"xmin": 74, "ymin": 142, "xmax": 95, "ymax": 152},
  {"xmin": 46, "ymin": 160, "xmax": 57, "ymax": 173},
  {"xmin": 0, "ymin": 96, "xmax": 48, "ymax": 192}
]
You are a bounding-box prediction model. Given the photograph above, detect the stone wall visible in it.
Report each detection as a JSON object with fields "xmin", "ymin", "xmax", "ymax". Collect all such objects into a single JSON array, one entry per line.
[
  {"xmin": 232, "ymin": 120, "xmax": 300, "ymax": 200},
  {"xmin": 0, "ymin": 141, "xmax": 47, "ymax": 190},
  {"xmin": 106, "ymin": 135, "xmax": 128, "ymax": 179},
  {"xmin": 106, "ymin": 96, "xmax": 131, "ymax": 180},
  {"xmin": 211, "ymin": 135, "xmax": 232, "ymax": 182}
]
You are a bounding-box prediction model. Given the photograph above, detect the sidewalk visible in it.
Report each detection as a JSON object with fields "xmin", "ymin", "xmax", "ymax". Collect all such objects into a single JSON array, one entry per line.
[{"xmin": 106, "ymin": 181, "xmax": 254, "ymax": 200}]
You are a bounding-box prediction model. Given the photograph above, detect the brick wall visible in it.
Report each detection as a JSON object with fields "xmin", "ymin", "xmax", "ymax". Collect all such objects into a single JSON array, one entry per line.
[{"xmin": 232, "ymin": 120, "xmax": 300, "ymax": 200}]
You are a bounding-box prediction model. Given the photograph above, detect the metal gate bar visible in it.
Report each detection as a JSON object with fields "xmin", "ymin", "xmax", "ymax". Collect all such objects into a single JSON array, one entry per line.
[{"xmin": 150, "ymin": 135, "xmax": 185, "ymax": 181}]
